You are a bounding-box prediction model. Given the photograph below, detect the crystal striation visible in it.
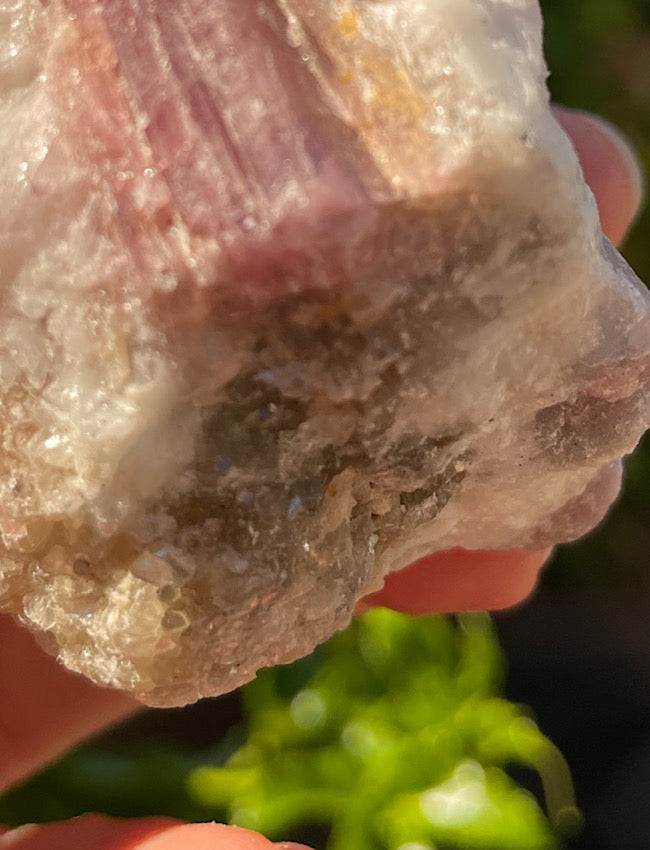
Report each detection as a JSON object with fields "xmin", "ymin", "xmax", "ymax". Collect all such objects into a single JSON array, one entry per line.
[{"xmin": 0, "ymin": 0, "xmax": 649, "ymax": 706}]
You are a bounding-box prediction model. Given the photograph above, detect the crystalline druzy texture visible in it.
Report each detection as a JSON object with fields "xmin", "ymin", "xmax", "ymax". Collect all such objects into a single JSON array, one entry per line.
[{"xmin": 0, "ymin": 0, "xmax": 649, "ymax": 705}]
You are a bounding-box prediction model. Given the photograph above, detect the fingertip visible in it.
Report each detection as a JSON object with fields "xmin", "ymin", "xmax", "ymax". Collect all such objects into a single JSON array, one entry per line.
[
  {"xmin": 134, "ymin": 823, "xmax": 268, "ymax": 849},
  {"xmin": 554, "ymin": 106, "xmax": 645, "ymax": 246},
  {"xmin": 0, "ymin": 820, "xmax": 314, "ymax": 850},
  {"xmin": 134, "ymin": 822, "xmax": 312, "ymax": 850},
  {"xmin": 356, "ymin": 548, "xmax": 550, "ymax": 615}
]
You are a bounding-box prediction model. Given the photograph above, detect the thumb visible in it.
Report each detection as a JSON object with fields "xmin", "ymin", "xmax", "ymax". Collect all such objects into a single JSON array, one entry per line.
[
  {"xmin": 135, "ymin": 823, "xmax": 311, "ymax": 850},
  {"xmin": 0, "ymin": 818, "xmax": 312, "ymax": 850}
]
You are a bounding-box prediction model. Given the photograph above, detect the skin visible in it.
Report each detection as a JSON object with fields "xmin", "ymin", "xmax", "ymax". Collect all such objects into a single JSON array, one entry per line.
[{"xmin": 0, "ymin": 107, "xmax": 644, "ymax": 850}]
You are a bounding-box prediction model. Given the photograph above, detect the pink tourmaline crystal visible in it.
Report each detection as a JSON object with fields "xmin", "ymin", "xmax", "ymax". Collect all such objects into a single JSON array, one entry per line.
[{"xmin": 0, "ymin": 0, "xmax": 648, "ymax": 705}]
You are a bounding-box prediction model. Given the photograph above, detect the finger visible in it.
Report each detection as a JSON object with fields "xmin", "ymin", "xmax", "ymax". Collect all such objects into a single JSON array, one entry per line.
[
  {"xmin": 0, "ymin": 616, "xmax": 138, "ymax": 794},
  {"xmin": 0, "ymin": 818, "xmax": 312, "ymax": 850},
  {"xmin": 134, "ymin": 822, "xmax": 311, "ymax": 849},
  {"xmin": 553, "ymin": 106, "xmax": 644, "ymax": 245},
  {"xmin": 356, "ymin": 548, "xmax": 551, "ymax": 615},
  {"xmin": 0, "ymin": 817, "xmax": 174, "ymax": 850}
]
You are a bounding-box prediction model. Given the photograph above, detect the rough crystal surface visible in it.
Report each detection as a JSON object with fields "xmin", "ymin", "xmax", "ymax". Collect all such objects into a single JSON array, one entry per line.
[{"xmin": 0, "ymin": 0, "xmax": 649, "ymax": 706}]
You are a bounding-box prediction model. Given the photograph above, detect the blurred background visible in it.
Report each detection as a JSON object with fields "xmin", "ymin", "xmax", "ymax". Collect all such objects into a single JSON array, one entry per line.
[{"xmin": 1, "ymin": 1, "xmax": 649, "ymax": 848}]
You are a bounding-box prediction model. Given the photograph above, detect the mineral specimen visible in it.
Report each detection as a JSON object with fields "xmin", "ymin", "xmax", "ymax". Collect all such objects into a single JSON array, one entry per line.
[{"xmin": 0, "ymin": 0, "xmax": 648, "ymax": 706}]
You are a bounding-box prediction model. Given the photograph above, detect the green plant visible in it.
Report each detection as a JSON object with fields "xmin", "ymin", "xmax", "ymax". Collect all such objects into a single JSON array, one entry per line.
[{"xmin": 189, "ymin": 610, "xmax": 579, "ymax": 850}]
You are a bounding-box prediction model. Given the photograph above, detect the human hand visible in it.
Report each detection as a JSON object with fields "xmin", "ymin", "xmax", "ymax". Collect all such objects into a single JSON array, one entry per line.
[{"xmin": 0, "ymin": 108, "xmax": 643, "ymax": 850}]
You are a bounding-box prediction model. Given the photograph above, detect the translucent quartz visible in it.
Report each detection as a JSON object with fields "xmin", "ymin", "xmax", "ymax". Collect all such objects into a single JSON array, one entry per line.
[{"xmin": 0, "ymin": 0, "xmax": 648, "ymax": 705}]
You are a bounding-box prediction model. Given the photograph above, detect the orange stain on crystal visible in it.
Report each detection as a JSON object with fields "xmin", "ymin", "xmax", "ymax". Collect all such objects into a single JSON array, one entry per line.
[{"xmin": 337, "ymin": 11, "xmax": 359, "ymax": 39}]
